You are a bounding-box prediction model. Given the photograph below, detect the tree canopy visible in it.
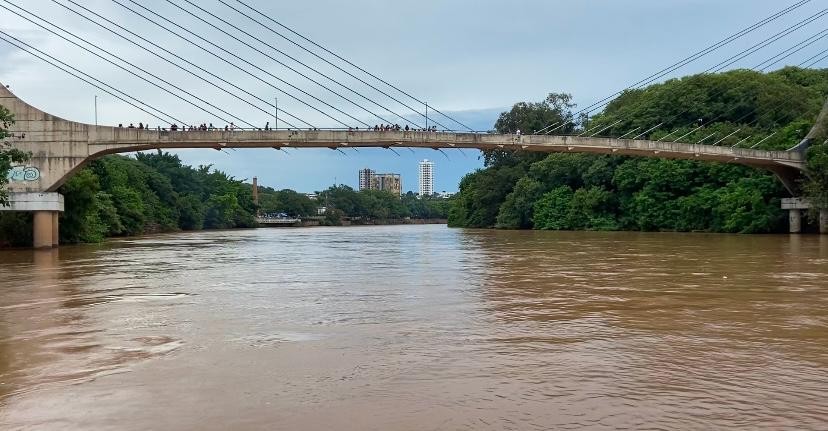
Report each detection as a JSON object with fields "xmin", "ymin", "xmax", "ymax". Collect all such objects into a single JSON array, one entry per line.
[
  {"xmin": 0, "ymin": 106, "xmax": 28, "ymax": 206},
  {"xmin": 450, "ymin": 67, "xmax": 828, "ymax": 233},
  {"xmin": 0, "ymin": 149, "xmax": 452, "ymax": 247}
]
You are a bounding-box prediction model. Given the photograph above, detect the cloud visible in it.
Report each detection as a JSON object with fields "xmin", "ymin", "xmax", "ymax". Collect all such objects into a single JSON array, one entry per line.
[{"xmin": 0, "ymin": 0, "xmax": 813, "ymax": 191}]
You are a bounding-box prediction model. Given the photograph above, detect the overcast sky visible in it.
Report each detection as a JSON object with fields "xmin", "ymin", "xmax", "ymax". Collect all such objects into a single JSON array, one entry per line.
[{"xmin": 0, "ymin": 0, "xmax": 824, "ymax": 192}]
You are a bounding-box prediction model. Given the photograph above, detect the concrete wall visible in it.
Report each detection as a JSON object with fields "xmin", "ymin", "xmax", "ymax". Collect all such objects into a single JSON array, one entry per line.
[{"xmin": 1, "ymin": 85, "xmax": 91, "ymax": 193}]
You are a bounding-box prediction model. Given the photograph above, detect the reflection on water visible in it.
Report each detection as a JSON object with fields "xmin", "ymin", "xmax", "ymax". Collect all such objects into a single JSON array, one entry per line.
[{"xmin": 1, "ymin": 226, "xmax": 827, "ymax": 430}]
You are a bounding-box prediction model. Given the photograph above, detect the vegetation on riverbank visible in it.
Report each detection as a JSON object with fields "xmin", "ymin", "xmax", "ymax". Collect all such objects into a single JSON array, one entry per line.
[
  {"xmin": 449, "ymin": 67, "xmax": 828, "ymax": 233},
  {"xmin": 0, "ymin": 150, "xmax": 451, "ymax": 247},
  {"xmin": 0, "ymin": 107, "xmax": 27, "ymax": 207},
  {"xmin": 313, "ymin": 186, "xmax": 450, "ymax": 226}
]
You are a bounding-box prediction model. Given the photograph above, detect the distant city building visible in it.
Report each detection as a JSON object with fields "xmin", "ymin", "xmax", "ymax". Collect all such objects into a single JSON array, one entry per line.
[
  {"xmin": 358, "ymin": 168, "xmax": 375, "ymax": 191},
  {"xmin": 419, "ymin": 159, "xmax": 434, "ymax": 197},
  {"xmin": 305, "ymin": 193, "xmax": 318, "ymax": 200},
  {"xmin": 359, "ymin": 168, "xmax": 402, "ymax": 195},
  {"xmin": 371, "ymin": 173, "xmax": 402, "ymax": 196},
  {"xmin": 438, "ymin": 191, "xmax": 455, "ymax": 199}
]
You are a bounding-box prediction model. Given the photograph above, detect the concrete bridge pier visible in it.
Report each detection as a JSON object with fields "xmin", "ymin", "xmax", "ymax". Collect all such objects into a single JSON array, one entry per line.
[
  {"xmin": 33, "ymin": 211, "xmax": 59, "ymax": 249},
  {"xmin": 782, "ymin": 198, "xmax": 808, "ymax": 234},
  {"xmin": 788, "ymin": 209, "xmax": 803, "ymax": 234},
  {"xmin": 781, "ymin": 198, "xmax": 828, "ymax": 234},
  {"xmin": 2, "ymin": 193, "xmax": 65, "ymax": 248}
]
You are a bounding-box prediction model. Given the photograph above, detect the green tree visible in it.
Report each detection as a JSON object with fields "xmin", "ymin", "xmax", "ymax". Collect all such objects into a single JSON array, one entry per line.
[
  {"xmin": 450, "ymin": 68, "xmax": 818, "ymax": 234},
  {"xmin": 533, "ymin": 186, "xmax": 575, "ymax": 230},
  {"xmin": 0, "ymin": 106, "xmax": 28, "ymax": 206},
  {"xmin": 496, "ymin": 177, "xmax": 542, "ymax": 229}
]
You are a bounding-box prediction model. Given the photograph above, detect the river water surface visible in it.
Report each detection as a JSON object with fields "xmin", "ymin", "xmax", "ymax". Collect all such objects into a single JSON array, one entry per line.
[{"xmin": 1, "ymin": 225, "xmax": 827, "ymax": 430}]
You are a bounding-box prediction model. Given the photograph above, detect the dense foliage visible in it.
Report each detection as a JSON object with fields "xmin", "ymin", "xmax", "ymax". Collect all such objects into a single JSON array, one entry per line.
[
  {"xmin": 0, "ymin": 106, "xmax": 28, "ymax": 206},
  {"xmin": 450, "ymin": 68, "xmax": 828, "ymax": 233},
  {"xmin": 257, "ymin": 184, "xmax": 451, "ymax": 225},
  {"xmin": 315, "ymin": 186, "xmax": 451, "ymax": 225},
  {"xmin": 0, "ymin": 150, "xmax": 451, "ymax": 247},
  {"xmin": 0, "ymin": 152, "xmax": 257, "ymax": 247}
]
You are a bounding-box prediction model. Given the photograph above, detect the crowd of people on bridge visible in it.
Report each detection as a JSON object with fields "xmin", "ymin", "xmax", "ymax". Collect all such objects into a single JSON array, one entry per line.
[
  {"xmin": 116, "ymin": 122, "xmax": 442, "ymax": 132},
  {"xmin": 118, "ymin": 122, "xmax": 241, "ymax": 131},
  {"xmin": 349, "ymin": 124, "xmax": 439, "ymax": 132}
]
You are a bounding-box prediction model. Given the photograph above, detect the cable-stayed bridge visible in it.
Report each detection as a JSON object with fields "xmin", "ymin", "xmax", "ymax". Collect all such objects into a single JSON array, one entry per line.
[
  {"xmin": 1, "ymin": 0, "xmax": 828, "ymax": 247},
  {"xmin": 0, "ymin": 84, "xmax": 820, "ymax": 247}
]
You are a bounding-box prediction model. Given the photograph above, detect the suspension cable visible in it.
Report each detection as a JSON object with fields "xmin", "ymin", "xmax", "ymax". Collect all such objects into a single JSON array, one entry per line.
[
  {"xmin": 564, "ymin": 7, "xmax": 828, "ymax": 136},
  {"xmin": 1, "ymin": 0, "xmax": 254, "ymax": 128},
  {"xmin": 228, "ymin": 0, "xmax": 472, "ymax": 131},
  {"xmin": 648, "ymin": 27, "xmax": 828, "ymax": 143},
  {"xmin": 130, "ymin": 0, "xmax": 372, "ymax": 129},
  {"xmin": 703, "ymin": 9, "xmax": 828, "ymax": 74},
  {"xmin": 755, "ymin": 28, "xmax": 828, "ymax": 70},
  {"xmin": 168, "ymin": 0, "xmax": 431, "ymax": 130},
  {"xmin": 54, "ymin": 0, "xmax": 312, "ymax": 129},
  {"xmin": 142, "ymin": 0, "xmax": 423, "ymax": 129},
  {"xmin": 582, "ymin": 11, "xmax": 828, "ymax": 139},
  {"xmin": 537, "ymin": 0, "xmax": 814, "ymax": 134},
  {"xmin": 82, "ymin": 0, "xmax": 349, "ymax": 128},
  {"xmin": 0, "ymin": 31, "xmax": 182, "ymax": 126}
]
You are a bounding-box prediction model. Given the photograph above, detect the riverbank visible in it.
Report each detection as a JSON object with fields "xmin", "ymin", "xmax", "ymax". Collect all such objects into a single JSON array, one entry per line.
[{"xmin": 337, "ymin": 218, "xmax": 447, "ymax": 226}]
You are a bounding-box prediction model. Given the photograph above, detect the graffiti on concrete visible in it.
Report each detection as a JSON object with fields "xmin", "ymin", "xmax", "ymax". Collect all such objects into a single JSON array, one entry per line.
[{"xmin": 7, "ymin": 166, "xmax": 40, "ymax": 182}]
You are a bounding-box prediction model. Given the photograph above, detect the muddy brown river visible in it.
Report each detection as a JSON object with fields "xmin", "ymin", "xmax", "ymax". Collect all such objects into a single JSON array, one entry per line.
[{"xmin": 1, "ymin": 225, "xmax": 827, "ymax": 430}]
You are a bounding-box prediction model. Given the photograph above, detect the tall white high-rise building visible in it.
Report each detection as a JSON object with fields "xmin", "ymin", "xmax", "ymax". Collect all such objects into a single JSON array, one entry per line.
[{"xmin": 418, "ymin": 159, "xmax": 434, "ymax": 197}]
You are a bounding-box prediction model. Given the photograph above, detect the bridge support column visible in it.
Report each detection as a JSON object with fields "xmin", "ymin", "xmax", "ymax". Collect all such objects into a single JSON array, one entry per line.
[
  {"xmin": 52, "ymin": 212, "xmax": 60, "ymax": 247},
  {"xmin": 1, "ymin": 193, "xmax": 65, "ymax": 248},
  {"xmin": 789, "ymin": 209, "xmax": 803, "ymax": 234},
  {"xmin": 33, "ymin": 211, "xmax": 56, "ymax": 249},
  {"xmin": 782, "ymin": 198, "xmax": 810, "ymax": 234}
]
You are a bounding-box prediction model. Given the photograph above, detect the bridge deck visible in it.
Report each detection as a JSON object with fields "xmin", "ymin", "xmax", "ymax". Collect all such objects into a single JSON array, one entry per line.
[{"xmin": 78, "ymin": 128, "xmax": 805, "ymax": 170}]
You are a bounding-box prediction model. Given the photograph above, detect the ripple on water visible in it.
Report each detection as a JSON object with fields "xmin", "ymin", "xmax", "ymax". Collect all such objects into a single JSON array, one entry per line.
[{"xmin": 0, "ymin": 227, "xmax": 827, "ymax": 430}]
